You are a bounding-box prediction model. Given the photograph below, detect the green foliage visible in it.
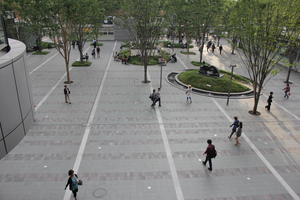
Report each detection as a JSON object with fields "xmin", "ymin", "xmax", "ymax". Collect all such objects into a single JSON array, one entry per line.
[
  {"xmin": 129, "ymin": 56, "xmax": 159, "ymax": 65},
  {"xmin": 90, "ymin": 42, "xmax": 103, "ymax": 46},
  {"xmin": 161, "ymin": 41, "xmax": 193, "ymax": 48},
  {"xmin": 191, "ymin": 61, "xmax": 250, "ymax": 83},
  {"xmin": 72, "ymin": 61, "xmax": 92, "ymax": 66},
  {"xmin": 159, "ymin": 50, "xmax": 171, "ymax": 61},
  {"xmin": 118, "ymin": 49, "xmax": 131, "ymax": 58},
  {"xmin": 32, "ymin": 51, "xmax": 50, "ymax": 55},
  {"xmin": 178, "ymin": 70, "xmax": 250, "ymax": 93},
  {"xmin": 40, "ymin": 42, "xmax": 55, "ymax": 49},
  {"xmin": 180, "ymin": 51, "xmax": 196, "ymax": 55}
]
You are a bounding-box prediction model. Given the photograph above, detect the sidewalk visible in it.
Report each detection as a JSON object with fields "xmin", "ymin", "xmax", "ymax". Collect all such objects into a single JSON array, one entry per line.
[{"xmin": 0, "ymin": 41, "xmax": 299, "ymax": 200}]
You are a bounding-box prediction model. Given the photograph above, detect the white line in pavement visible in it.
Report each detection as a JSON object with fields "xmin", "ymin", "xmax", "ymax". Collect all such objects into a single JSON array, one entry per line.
[
  {"xmin": 34, "ymin": 47, "xmax": 90, "ymax": 111},
  {"xmin": 29, "ymin": 52, "xmax": 59, "ymax": 74},
  {"xmin": 63, "ymin": 41, "xmax": 117, "ymax": 200},
  {"xmin": 178, "ymin": 55, "xmax": 189, "ymax": 70},
  {"xmin": 262, "ymin": 94, "xmax": 300, "ymax": 121},
  {"xmin": 179, "ymin": 53, "xmax": 300, "ymax": 122},
  {"xmin": 148, "ymin": 73, "xmax": 184, "ymax": 200},
  {"xmin": 178, "ymin": 47, "xmax": 300, "ymax": 199},
  {"xmin": 212, "ymin": 98, "xmax": 300, "ymax": 200},
  {"xmin": 34, "ymin": 72, "xmax": 68, "ymax": 111}
]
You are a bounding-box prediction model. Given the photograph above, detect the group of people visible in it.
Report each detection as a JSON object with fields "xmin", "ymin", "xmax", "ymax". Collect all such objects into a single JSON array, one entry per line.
[
  {"xmin": 206, "ymin": 40, "xmax": 223, "ymax": 55},
  {"xmin": 91, "ymin": 39, "xmax": 101, "ymax": 59},
  {"xmin": 265, "ymin": 83, "xmax": 291, "ymax": 111},
  {"xmin": 202, "ymin": 116, "xmax": 243, "ymax": 171}
]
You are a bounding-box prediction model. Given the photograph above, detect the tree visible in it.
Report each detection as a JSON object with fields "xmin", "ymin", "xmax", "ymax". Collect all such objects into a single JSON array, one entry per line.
[
  {"xmin": 190, "ymin": 0, "xmax": 224, "ymax": 62},
  {"xmin": 121, "ymin": 0, "xmax": 166, "ymax": 83},
  {"xmin": 281, "ymin": 0, "xmax": 300, "ymax": 84},
  {"xmin": 231, "ymin": 0, "xmax": 289, "ymax": 115},
  {"xmin": 72, "ymin": 0, "xmax": 104, "ymax": 62},
  {"xmin": 46, "ymin": 0, "xmax": 79, "ymax": 84},
  {"xmin": 7, "ymin": 0, "xmax": 50, "ymax": 51}
]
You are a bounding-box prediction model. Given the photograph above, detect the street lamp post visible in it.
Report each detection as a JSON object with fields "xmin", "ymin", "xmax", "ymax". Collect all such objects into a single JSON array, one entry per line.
[
  {"xmin": 159, "ymin": 57, "xmax": 166, "ymax": 89},
  {"xmin": 226, "ymin": 64, "xmax": 237, "ymax": 106}
]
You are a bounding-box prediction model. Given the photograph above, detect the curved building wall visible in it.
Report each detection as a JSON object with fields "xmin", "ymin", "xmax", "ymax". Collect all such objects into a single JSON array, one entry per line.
[{"xmin": 0, "ymin": 38, "xmax": 34, "ymax": 159}]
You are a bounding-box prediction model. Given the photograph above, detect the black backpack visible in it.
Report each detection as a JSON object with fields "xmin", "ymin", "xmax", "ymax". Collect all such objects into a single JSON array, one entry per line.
[{"xmin": 210, "ymin": 146, "xmax": 217, "ymax": 158}]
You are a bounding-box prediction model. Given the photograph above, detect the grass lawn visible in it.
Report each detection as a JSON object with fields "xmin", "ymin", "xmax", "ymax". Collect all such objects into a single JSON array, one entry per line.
[
  {"xmin": 191, "ymin": 61, "xmax": 251, "ymax": 83},
  {"xmin": 33, "ymin": 51, "xmax": 49, "ymax": 55},
  {"xmin": 72, "ymin": 61, "xmax": 92, "ymax": 67},
  {"xmin": 178, "ymin": 69, "xmax": 251, "ymax": 93},
  {"xmin": 181, "ymin": 51, "xmax": 196, "ymax": 55},
  {"xmin": 129, "ymin": 56, "xmax": 160, "ymax": 65}
]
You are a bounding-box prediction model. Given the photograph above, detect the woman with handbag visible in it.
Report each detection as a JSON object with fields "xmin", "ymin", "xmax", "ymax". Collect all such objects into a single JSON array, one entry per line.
[{"xmin": 65, "ymin": 169, "xmax": 82, "ymax": 200}]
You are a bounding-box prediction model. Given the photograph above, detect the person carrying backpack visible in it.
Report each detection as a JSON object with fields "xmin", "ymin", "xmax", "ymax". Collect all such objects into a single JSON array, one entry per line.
[
  {"xmin": 65, "ymin": 169, "xmax": 81, "ymax": 200},
  {"xmin": 202, "ymin": 139, "xmax": 217, "ymax": 171},
  {"xmin": 235, "ymin": 122, "xmax": 243, "ymax": 145}
]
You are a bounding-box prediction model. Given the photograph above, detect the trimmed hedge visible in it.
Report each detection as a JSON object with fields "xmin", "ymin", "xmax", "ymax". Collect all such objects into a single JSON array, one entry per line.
[
  {"xmin": 72, "ymin": 61, "xmax": 92, "ymax": 67},
  {"xmin": 161, "ymin": 41, "xmax": 194, "ymax": 48},
  {"xmin": 33, "ymin": 51, "xmax": 49, "ymax": 55},
  {"xmin": 180, "ymin": 51, "xmax": 196, "ymax": 55},
  {"xmin": 129, "ymin": 56, "xmax": 160, "ymax": 65}
]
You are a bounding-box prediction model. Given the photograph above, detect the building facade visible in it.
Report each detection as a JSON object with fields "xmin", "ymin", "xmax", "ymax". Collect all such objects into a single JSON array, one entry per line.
[{"xmin": 0, "ymin": 38, "xmax": 34, "ymax": 159}]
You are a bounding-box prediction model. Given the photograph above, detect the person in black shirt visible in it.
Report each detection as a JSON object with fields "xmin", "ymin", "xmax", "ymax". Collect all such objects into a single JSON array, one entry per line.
[
  {"xmin": 202, "ymin": 139, "xmax": 216, "ymax": 171},
  {"xmin": 265, "ymin": 92, "xmax": 273, "ymax": 111},
  {"xmin": 64, "ymin": 85, "xmax": 71, "ymax": 104}
]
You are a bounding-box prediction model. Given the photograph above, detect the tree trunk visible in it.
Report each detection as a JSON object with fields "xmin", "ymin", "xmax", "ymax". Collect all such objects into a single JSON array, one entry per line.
[
  {"xmin": 36, "ymin": 36, "xmax": 42, "ymax": 51},
  {"xmin": 78, "ymin": 41, "xmax": 83, "ymax": 62},
  {"xmin": 285, "ymin": 64, "xmax": 293, "ymax": 83},
  {"xmin": 251, "ymin": 83, "xmax": 262, "ymax": 115},
  {"xmin": 142, "ymin": 52, "xmax": 149, "ymax": 83},
  {"xmin": 65, "ymin": 61, "xmax": 71, "ymax": 84}
]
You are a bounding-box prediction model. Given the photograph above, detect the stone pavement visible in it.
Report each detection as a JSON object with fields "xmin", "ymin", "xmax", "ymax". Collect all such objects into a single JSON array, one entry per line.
[{"xmin": 0, "ymin": 40, "xmax": 299, "ymax": 200}]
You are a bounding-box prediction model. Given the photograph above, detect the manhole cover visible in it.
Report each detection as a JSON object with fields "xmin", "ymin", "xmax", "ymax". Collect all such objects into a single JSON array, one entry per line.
[{"xmin": 93, "ymin": 187, "xmax": 108, "ymax": 198}]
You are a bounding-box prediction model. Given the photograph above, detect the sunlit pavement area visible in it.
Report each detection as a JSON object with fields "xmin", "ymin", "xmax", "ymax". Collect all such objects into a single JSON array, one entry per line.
[{"xmin": 0, "ymin": 40, "xmax": 300, "ymax": 200}]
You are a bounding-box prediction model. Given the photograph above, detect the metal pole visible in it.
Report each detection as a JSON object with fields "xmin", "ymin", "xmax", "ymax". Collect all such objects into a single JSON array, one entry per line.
[
  {"xmin": 160, "ymin": 64, "xmax": 163, "ymax": 89},
  {"xmin": 226, "ymin": 65, "xmax": 235, "ymax": 106}
]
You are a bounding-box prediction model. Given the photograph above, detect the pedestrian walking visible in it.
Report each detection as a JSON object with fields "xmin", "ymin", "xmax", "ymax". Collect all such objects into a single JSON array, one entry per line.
[
  {"xmin": 235, "ymin": 122, "xmax": 243, "ymax": 145},
  {"xmin": 186, "ymin": 85, "xmax": 192, "ymax": 103},
  {"xmin": 202, "ymin": 139, "xmax": 217, "ymax": 171},
  {"xmin": 219, "ymin": 45, "xmax": 223, "ymax": 55},
  {"xmin": 211, "ymin": 43, "xmax": 216, "ymax": 53},
  {"xmin": 206, "ymin": 40, "xmax": 212, "ymax": 52},
  {"xmin": 265, "ymin": 92, "xmax": 273, "ymax": 111},
  {"xmin": 96, "ymin": 46, "xmax": 100, "ymax": 58},
  {"xmin": 64, "ymin": 169, "xmax": 80, "ymax": 200},
  {"xmin": 283, "ymin": 84, "xmax": 290, "ymax": 98},
  {"xmin": 228, "ymin": 116, "xmax": 239, "ymax": 139},
  {"xmin": 93, "ymin": 39, "xmax": 97, "ymax": 49},
  {"xmin": 154, "ymin": 88, "xmax": 161, "ymax": 107},
  {"xmin": 64, "ymin": 85, "xmax": 71, "ymax": 104},
  {"xmin": 91, "ymin": 48, "xmax": 96, "ymax": 59},
  {"xmin": 149, "ymin": 89, "xmax": 156, "ymax": 107},
  {"xmin": 72, "ymin": 41, "xmax": 76, "ymax": 49}
]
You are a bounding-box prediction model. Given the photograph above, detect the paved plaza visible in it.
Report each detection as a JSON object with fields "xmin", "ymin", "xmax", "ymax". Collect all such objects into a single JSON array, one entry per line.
[{"xmin": 0, "ymin": 39, "xmax": 300, "ymax": 200}]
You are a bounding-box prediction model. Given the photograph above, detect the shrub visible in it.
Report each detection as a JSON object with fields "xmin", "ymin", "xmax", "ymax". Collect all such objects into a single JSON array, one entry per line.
[
  {"xmin": 72, "ymin": 61, "xmax": 92, "ymax": 67},
  {"xmin": 32, "ymin": 51, "xmax": 49, "ymax": 55},
  {"xmin": 180, "ymin": 51, "xmax": 196, "ymax": 55},
  {"xmin": 40, "ymin": 42, "xmax": 55, "ymax": 49}
]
